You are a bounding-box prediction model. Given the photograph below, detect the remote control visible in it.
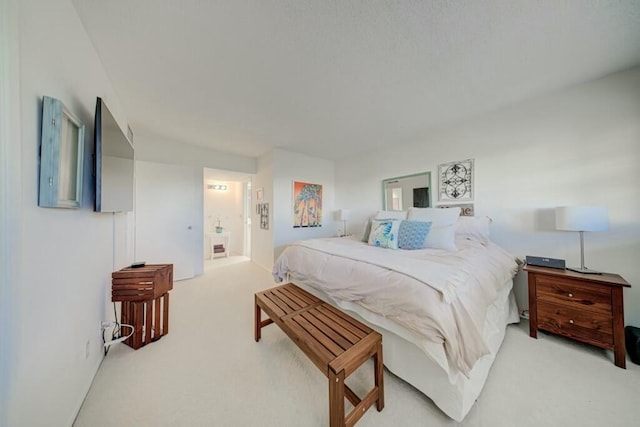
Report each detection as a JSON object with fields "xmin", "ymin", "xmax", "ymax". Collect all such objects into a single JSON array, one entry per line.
[{"xmin": 131, "ymin": 262, "xmax": 146, "ymax": 268}]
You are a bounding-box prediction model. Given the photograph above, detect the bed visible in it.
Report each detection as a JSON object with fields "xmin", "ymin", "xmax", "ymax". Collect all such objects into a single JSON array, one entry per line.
[{"xmin": 272, "ymin": 208, "xmax": 520, "ymax": 421}]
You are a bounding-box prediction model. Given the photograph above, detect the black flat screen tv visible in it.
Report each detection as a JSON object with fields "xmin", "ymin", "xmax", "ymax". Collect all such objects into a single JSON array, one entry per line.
[{"xmin": 94, "ymin": 97, "xmax": 134, "ymax": 212}]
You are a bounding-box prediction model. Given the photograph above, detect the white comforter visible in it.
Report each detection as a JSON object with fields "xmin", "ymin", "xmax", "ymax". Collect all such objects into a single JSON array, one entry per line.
[{"xmin": 272, "ymin": 237, "xmax": 518, "ymax": 375}]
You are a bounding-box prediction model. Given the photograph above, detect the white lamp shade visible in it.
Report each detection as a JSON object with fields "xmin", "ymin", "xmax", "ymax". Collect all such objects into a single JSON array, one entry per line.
[
  {"xmin": 555, "ymin": 206, "xmax": 608, "ymax": 232},
  {"xmin": 335, "ymin": 209, "xmax": 349, "ymax": 221}
]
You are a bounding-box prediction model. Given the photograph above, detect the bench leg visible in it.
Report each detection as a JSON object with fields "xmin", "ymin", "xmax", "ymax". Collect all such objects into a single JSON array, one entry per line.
[
  {"xmin": 374, "ymin": 341, "xmax": 384, "ymax": 411},
  {"xmin": 329, "ymin": 369, "xmax": 346, "ymax": 427},
  {"xmin": 255, "ymin": 296, "xmax": 261, "ymax": 342}
]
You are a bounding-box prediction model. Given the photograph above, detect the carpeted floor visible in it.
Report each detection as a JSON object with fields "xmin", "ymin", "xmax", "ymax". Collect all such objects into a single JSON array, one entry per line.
[{"xmin": 74, "ymin": 258, "xmax": 639, "ymax": 426}]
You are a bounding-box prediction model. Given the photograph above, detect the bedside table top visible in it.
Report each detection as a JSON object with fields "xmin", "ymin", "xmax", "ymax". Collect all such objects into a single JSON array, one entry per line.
[{"xmin": 523, "ymin": 265, "xmax": 631, "ymax": 287}]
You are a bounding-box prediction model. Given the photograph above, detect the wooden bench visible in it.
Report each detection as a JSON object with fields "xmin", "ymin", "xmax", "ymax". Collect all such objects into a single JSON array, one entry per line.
[{"xmin": 255, "ymin": 283, "xmax": 384, "ymax": 427}]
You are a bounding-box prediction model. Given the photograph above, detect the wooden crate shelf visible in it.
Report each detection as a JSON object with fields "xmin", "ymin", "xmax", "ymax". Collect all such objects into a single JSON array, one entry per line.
[{"xmin": 112, "ymin": 264, "xmax": 173, "ymax": 349}]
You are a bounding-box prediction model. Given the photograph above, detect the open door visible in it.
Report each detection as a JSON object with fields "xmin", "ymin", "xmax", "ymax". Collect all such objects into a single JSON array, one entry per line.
[{"xmin": 135, "ymin": 160, "xmax": 203, "ymax": 280}]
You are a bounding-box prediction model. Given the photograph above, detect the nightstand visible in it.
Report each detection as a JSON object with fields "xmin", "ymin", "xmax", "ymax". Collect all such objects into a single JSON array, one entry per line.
[{"xmin": 524, "ymin": 265, "xmax": 631, "ymax": 368}]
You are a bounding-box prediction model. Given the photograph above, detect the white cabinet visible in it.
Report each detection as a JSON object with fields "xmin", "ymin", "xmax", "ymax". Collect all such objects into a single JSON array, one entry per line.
[{"xmin": 207, "ymin": 232, "xmax": 230, "ymax": 259}]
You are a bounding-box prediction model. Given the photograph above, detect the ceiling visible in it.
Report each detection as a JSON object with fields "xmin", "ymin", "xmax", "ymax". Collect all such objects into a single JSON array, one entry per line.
[{"xmin": 72, "ymin": 0, "xmax": 640, "ymax": 161}]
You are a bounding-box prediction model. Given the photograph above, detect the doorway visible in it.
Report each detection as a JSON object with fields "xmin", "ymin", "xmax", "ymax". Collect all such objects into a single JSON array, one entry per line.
[{"xmin": 203, "ymin": 168, "xmax": 252, "ymax": 264}]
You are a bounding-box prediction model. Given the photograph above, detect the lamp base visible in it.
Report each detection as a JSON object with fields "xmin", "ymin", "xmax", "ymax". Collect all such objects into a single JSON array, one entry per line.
[{"xmin": 566, "ymin": 267, "xmax": 603, "ymax": 275}]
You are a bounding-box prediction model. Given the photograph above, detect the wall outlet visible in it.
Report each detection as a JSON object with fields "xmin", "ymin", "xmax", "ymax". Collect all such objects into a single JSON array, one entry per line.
[
  {"xmin": 85, "ymin": 339, "xmax": 91, "ymax": 359},
  {"xmin": 101, "ymin": 321, "xmax": 116, "ymax": 330}
]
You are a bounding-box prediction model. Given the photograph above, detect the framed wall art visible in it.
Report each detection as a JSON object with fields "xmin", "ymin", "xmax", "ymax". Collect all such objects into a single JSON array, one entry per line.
[
  {"xmin": 293, "ymin": 181, "xmax": 322, "ymax": 228},
  {"xmin": 259, "ymin": 203, "xmax": 269, "ymax": 230},
  {"xmin": 38, "ymin": 96, "xmax": 85, "ymax": 208},
  {"xmin": 438, "ymin": 159, "xmax": 474, "ymax": 202}
]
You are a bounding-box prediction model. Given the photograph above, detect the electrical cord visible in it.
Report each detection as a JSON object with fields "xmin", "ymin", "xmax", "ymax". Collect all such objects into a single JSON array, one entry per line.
[{"xmin": 103, "ymin": 301, "xmax": 125, "ymax": 356}]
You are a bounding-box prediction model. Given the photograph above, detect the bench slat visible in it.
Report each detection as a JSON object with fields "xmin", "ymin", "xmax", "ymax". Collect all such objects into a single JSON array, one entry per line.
[
  {"xmin": 313, "ymin": 306, "xmax": 362, "ymax": 344},
  {"xmin": 265, "ymin": 291, "xmax": 295, "ymax": 316},
  {"xmin": 259, "ymin": 293, "xmax": 287, "ymax": 319},
  {"xmin": 283, "ymin": 315, "xmax": 335, "ymax": 370},
  {"xmin": 301, "ymin": 310, "xmax": 353, "ymax": 351},
  {"xmin": 280, "ymin": 285, "xmax": 319, "ymax": 307},
  {"xmin": 292, "ymin": 314, "xmax": 344, "ymax": 357},
  {"xmin": 321, "ymin": 303, "xmax": 371, "ymax": 336},
  {"xmin": 271, "ymin": 288, "xmax": 305, "ymax": 312},
  {"xmin": 330, "ymin": 333, "xmax": 381, "ymax": 377}
]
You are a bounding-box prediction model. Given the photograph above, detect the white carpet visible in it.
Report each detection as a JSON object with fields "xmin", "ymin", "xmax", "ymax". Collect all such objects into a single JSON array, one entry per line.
[{"xmin": 74, "ymin": 258, "xmax": 639, "ymax": 426}]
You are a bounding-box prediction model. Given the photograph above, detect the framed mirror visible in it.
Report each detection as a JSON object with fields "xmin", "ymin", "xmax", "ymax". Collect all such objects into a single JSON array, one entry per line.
[
  {"xmin": 382, "ymin": 171, "xmax": 431, "ymax": 211},
  {"xmin": 38, "ymin": 96, "xmax": 85, "ymax": 208}
]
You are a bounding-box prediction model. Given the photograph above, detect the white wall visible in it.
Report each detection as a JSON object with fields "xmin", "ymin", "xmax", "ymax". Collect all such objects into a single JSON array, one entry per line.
[
  {"xmin": 6, "ymin": 0, "xmax": 134, "ymax": 425},
  {"xmin": 135, "ymin": 133, "xmax": 256, "ymax": 174},
  {"xmin": 250, "ymin": 148, "xmax": 336, "ymax": 271},
  {"xmin": 251, "ymin": 152, "xmax": 275, "ymax": 270},
  {"xmin": 135, "ymin": 135, "xmax": 256, "ymax": 269},
  {"xmin": 336, "ymin": 68, "xmax": 640, "ymax": 327},
  {"xmin": 272, "ymin": 149, "xmax": 336, "ymax": 258}
]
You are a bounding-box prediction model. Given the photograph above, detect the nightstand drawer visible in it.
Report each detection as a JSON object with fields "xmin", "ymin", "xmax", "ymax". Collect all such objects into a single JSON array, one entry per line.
[
  {"xmin": 537, "ymin": 301, "xmax": 613, "ymax": 346},
  {"xmin": 536, "ymin": 276, "xmax": 612, "ymax": 313}
]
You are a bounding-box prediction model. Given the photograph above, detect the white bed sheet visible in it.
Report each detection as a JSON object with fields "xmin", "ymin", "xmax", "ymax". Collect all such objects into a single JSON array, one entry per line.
[{"xmin": 272, "ymin": 236, "xmax": 518, "ymax": 377}]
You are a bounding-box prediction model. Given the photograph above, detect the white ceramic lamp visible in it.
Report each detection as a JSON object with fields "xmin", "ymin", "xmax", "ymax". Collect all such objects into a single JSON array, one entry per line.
[
  {"xmin": 336, "ymin": 209, "xmax": 350, "ymax": 237},
  {"xmin": 555, "ymin": 206, "xmax": 608, "ymax": 274}
]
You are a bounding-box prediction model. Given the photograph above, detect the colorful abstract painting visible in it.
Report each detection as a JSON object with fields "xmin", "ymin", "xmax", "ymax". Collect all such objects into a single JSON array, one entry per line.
[{"xmin": 293, "ymin": 181, "xmax": 322, "ymax": 227}]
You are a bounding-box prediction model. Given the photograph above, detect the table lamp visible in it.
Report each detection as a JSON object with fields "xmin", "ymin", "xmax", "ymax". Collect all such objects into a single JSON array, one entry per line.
[
  {"xmin": 336, "ymin": 209, "xmax": 349, "ymax": 237},
  {"xmin": 555, "ymin": 206, "xmax": 608, "ymax": 274}
]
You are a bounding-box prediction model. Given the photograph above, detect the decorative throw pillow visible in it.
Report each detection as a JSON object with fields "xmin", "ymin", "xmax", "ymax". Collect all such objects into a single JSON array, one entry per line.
[
  {"xmin": 362, "ymin": 210, "xmax": 407, "ymax": 242},
  {"xmin": 455, "ymin": 216, "xmax": 491, "ymax": 245},
  {"xmin": 407, "ymin": 207, "xmax": 461, "ymax": 251},
  {"xmin": 368, "ymin": 219, "xmax": 401, "ymax": 249},
  {"xmin": 398, "ymin": 220, "xmax": 432, "ymax": 250}
]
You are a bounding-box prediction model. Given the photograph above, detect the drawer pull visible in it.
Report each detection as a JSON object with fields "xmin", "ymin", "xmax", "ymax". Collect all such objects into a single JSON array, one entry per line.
[
  {"xmin": 569, "ymin": 319, "xmax": 574, "ymax": 324},
  {"xmin": 568, "ymin": 293, "xmax": 573, "ymax": 297}
]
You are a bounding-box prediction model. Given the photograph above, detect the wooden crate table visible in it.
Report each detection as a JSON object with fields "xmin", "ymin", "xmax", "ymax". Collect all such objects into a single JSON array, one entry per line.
[
  {"xmin": 112, "ymin": 264, "xmax": 173, "ymax": 349},
  {"xmin": 255, "ymin": 283, "xmax": 384, "ymax": 427}
]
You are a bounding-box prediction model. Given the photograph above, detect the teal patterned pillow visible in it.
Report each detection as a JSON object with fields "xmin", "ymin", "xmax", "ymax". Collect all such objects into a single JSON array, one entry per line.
[
  {"xmin": 398, "ymin": 220, "xmax": 432, "ymax": 250},
  {"xmin": 368, "ymin": 219, "xmax": 401, "ymax": 249}
]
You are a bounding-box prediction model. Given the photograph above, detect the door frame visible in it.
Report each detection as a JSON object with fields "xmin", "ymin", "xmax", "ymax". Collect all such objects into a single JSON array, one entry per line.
[{"xmin": 0, "ymin": 0, "xmax": 21, "ymax": 422}]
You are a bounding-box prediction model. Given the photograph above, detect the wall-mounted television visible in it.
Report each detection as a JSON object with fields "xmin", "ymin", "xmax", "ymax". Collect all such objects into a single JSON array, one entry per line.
[{"xmin": 94, "ymin": 97, "xmax": 134, "ymax": 212}]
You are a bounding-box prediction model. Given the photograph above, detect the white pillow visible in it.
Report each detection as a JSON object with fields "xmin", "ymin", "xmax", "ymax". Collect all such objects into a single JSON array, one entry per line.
[
  {"xmin": 407, "ymin": 207, "xmax": 461, "ymax": 251},
  {"xmin": 455, "ymin": 216, "xmax": 491, "ymax": 245},
  {"xmin": 368, "ymin": 219, "xmax": 401, "ymax": 249},
  {"xmin": 374, "ymin": 210, "xmax": 407, "ymax": 220},
  {"xmin": 361, "ymin": 216, "xmax": 374, "ymax": 242}
]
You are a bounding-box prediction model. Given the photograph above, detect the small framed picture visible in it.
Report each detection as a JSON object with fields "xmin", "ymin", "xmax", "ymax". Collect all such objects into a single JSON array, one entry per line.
[
  {"xmin": 438, "ymin": 203, "xmax": 474, "ymax": 216},
  {"xmin": 260, "ymin": 203, "xmax": 269, "ymax": 230}
]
